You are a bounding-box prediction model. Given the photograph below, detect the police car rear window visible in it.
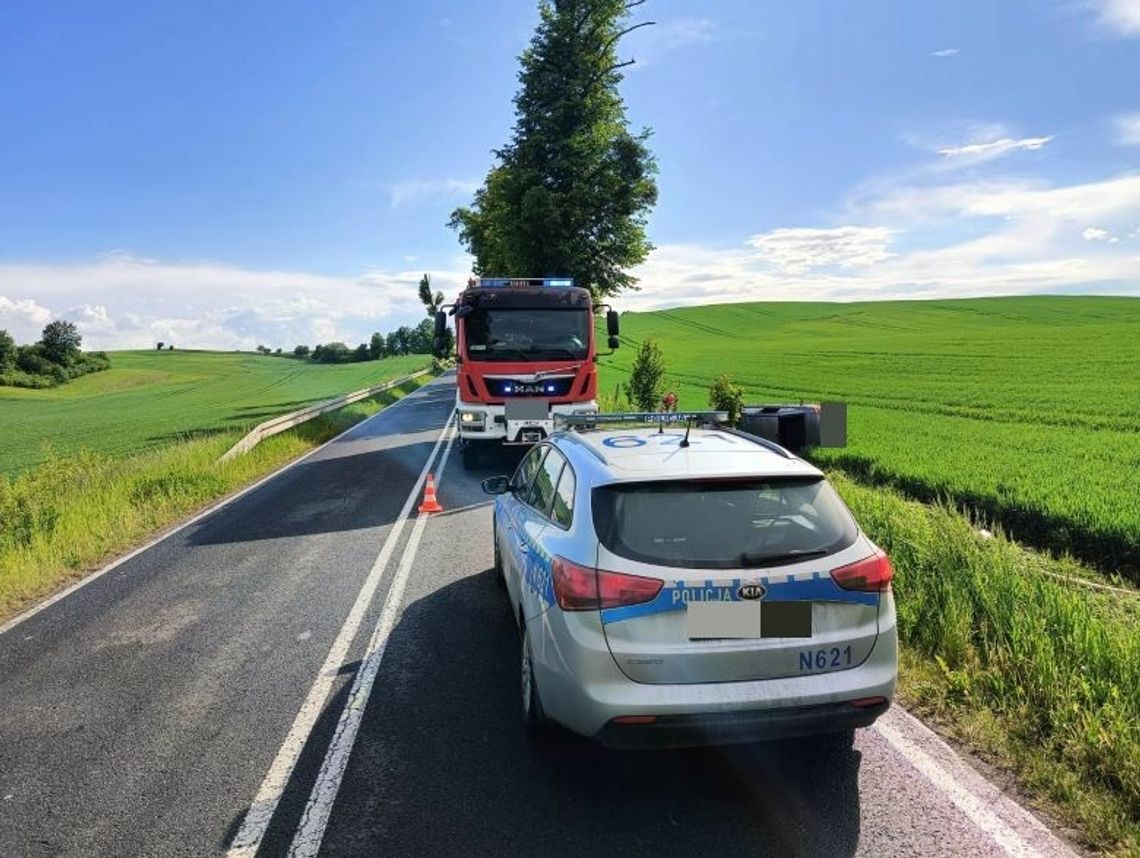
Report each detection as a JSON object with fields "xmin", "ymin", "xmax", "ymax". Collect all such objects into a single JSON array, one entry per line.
[{"xmin": 591, "ymin": 478, "xmax": 857, "ymax": 570}]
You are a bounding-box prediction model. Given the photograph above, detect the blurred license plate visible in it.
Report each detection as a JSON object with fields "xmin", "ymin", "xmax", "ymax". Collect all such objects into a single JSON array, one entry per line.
[{"xmin": 686, "ymin": 602, "xmax": 812, "ymax": 639}]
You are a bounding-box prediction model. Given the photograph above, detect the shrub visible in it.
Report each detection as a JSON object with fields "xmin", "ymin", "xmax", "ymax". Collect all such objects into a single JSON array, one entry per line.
[
  {"xmin": 708, "ymin": 373, "xmax": 745, "ymax": 426},
  {"xmin": 626, "ymin": 339, "xmax": 666, "ymax": 411}
]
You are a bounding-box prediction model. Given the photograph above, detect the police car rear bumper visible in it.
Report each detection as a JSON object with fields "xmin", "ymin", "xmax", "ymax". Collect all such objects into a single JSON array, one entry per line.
[{"xmin": 595, "ymin": 698, "xmax": 889, "ymax": 749}]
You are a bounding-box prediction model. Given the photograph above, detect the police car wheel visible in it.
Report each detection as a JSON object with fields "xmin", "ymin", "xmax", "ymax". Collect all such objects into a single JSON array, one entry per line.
[
  {"xmin": 492, "ymin": 517, "xmax": 506, "ymax": 589},
  {"xmin": 520, "ymin": 626, "xmax": 548, "ymax": 733}
]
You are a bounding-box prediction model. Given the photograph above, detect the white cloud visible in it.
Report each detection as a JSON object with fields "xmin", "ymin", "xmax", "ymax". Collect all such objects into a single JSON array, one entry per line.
[
  {"xmin": 747, "ymin": 227, "xmax": 895, "ymax": 274},
  {"xmin": 0, "ymin": 295, "xmax": 54, "ymax": 333},
  {"xmin": 618, "ymin": 169, "xmax": 1140, "ymax": 312},
  {"xmin": 937, "ymin": 135, "xmax": 1053, "ymax": 161},
  {"xmin": 386, "ymin": 178, "xmax": 480, "ymax": 208},
  {"xmin": 1089, "ymin": 0, "xmax": 1140, "ymax": 35},
  {"xmin": 930, "ymin": 48, "xmax": 959, "ymax": 57},
  {"xmin": 0, "ymin": 254, "xmax": 473, "ymax": 350},
  {"xmin": 1114, "ymin": 111, "xmax": 1140, "ymax": 145}
]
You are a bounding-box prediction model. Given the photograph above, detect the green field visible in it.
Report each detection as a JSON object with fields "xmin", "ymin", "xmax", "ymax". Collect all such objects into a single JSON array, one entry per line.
[
  {"xmin": 0, "ymin": 351, "xmax": 431, "ymax": 476},
  {"xmin": 598, "ymin": 295, "xmax": 1140, "ymax": 573}
]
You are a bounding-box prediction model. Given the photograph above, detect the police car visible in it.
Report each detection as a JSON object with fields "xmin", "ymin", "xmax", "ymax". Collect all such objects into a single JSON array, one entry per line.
[{"xmin": 481, "ymin": 413, "xmax": 897, "ymax": 748}]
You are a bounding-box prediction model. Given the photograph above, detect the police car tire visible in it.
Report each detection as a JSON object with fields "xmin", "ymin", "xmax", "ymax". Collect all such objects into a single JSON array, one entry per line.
[
  {"xmin": 492, "ymin": 518, "xmax": 506, "ymax": 589},
  {"xmin": 521, "ymin": 626, "xmax": 548, "ymax": 733}
]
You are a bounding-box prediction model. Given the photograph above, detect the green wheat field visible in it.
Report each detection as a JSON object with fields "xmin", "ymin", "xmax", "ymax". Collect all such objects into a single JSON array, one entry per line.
[
  {"xmin": 0, "ymin": 350, "xmax": 431, "ymax": 477},
  {"xmin": 598, "ymin": 295, "xmax": 1140, "ymax": 573}
]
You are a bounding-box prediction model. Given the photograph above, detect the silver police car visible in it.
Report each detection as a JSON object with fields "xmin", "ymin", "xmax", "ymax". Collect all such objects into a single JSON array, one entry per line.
[{"xmin": 482, "ymin": 421, "xmax": 897, "ymax": 748}]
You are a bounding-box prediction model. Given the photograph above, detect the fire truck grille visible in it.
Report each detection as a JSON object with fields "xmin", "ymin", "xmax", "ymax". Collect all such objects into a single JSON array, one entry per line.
[{"xmin": 486, "ymin": 377, "xmax": 574, "ymax": 398}]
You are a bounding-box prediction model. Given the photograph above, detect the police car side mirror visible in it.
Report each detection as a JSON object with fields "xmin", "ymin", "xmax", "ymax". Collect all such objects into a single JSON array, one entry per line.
[{"xmin": 481, "ymin": 475, "xmax": 510, "ymax": 495}]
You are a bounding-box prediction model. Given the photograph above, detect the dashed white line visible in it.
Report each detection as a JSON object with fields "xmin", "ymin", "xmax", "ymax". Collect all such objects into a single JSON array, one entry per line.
[
  {"xmin": 287, "ymin": 422, "xmax": 459, "ymax": 858},
  {"xmin": 225, "ymin": 407, "xmax": 454, "ymax": 858}
]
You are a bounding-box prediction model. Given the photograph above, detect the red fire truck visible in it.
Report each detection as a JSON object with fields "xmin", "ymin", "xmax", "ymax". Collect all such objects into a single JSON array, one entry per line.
[{"xmin": 434, "ymin": 277, "xmax": 620, "ymax": 469}]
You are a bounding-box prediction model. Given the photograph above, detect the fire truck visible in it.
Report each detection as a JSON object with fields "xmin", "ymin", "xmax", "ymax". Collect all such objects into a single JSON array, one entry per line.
[{"xmin": 433, "ymin": 277, "xmax": 620, "ymax": 469}]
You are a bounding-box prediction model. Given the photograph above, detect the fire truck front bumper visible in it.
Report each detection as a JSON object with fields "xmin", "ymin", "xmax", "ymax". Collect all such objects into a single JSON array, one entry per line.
[{"xmin": 455, "ymin": 400, "xmax": 599, "ymax": 444}]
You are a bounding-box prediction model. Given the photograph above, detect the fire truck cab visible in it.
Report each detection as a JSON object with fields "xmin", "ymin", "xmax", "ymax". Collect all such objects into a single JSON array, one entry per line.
[{"xmin": 434, "ymin": 277, "xmax": 619, "ymax": 470}]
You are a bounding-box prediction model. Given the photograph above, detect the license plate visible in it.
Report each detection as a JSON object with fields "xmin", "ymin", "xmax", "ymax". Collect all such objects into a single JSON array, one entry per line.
[{"xmin": 686, "ymin": 602, "xmax": 812, "ymax": 639}]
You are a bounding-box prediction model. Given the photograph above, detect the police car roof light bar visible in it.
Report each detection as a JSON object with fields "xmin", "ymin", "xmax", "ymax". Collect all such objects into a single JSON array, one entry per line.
[
  {"xmin": 477, "ymin": 277, "xmax": 575, "ymax": 289},
  {"xmin": 555, "ymin": 411, "xmax": 729, "ymax": 429}
]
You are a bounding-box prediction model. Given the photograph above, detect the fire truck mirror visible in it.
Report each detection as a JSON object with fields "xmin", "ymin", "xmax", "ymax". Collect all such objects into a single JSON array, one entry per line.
[
  {"xmin": 606, "ymin": 310, "xmax": 620, "ymax": 337},
  {"xmin": 434, "ymin": 311, "xmax": 447, "ymax": 339},
  {"xmin": 608, "ymin": 335, "xmax": 620, "ymax": 350}
]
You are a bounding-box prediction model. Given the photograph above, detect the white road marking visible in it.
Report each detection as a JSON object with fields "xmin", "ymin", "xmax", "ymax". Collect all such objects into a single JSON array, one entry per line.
[
  {"xmin": 224, "ymin": 405, "xmax": 455, "ymax": 858},
  {"xmin": 0, "ymin": 379, "xmax": 438, "ymax": 639},
  {"xmin": 287, "ymin": 422, "xmax": 459, "ymax": 858},
  {"xmin": 874, "ymin": 709, "xmax": 1073, "ymax": 857}
]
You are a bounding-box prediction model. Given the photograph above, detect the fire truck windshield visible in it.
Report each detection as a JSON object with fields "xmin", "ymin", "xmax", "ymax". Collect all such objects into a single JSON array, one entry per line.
[{"xmin": 464, "ymin": 308, "xmax": 589, "ymax": 362}]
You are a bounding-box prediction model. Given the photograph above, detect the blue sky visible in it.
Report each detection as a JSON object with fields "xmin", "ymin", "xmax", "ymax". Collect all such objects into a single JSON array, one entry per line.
[{"xmin": 1, "ymin": 0, "xmax": 1138, "ymax": 349}]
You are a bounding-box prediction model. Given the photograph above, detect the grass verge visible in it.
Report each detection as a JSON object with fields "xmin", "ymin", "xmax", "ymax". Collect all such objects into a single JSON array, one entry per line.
[
  {"xmin": 833, "ymin": 472, "xmax": 1140, "ymax": 856},
  {"xmin": 0, "ymin": 374, "xmax": 432, "ymax": 623}
]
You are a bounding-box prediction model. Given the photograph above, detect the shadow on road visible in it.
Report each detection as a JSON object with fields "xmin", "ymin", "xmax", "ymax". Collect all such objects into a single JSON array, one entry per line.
[
  {"xmin": 189, "ymin": 438, "xmax": 440, "ymax": 546},
  {"xmin": 320, "ymin": 569, "xmax": 863, "ymax": 857}
]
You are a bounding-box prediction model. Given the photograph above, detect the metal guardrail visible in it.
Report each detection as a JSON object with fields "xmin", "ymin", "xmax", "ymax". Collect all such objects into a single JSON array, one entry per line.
[{"xmin": 219, "ymin": 368, "xmax": 433, "ymax": 462}]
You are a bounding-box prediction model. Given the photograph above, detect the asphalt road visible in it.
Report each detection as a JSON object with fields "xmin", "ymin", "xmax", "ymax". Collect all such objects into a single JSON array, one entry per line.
[{"xmin": 0, "ymin": 376, "xmax": 1080, "ymax": 857}]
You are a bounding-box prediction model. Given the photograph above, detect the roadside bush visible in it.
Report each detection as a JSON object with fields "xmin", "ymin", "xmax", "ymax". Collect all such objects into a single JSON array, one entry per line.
[
  {"xmin": 708, "ymin": 373, "xmax": 744, "ymax": 426},
  {"xmin": 626, "ymin": 339, "xmax": 666, "ymax": 411}
]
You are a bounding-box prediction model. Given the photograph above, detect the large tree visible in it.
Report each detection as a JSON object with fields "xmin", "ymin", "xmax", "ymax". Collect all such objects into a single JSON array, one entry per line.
[
  {"xmin": 40, "ymin": 319, "xmax": 82, "ymax": 365},
  {"xmin": 449, "ymin": 0, "xmax": 658, "ymax": 301}
]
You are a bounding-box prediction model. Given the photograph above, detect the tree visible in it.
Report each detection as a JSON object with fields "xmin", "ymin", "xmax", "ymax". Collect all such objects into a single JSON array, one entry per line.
[
  {"xmin": 0, "ymin": 329, "xmax": 16, "ymax": 370},
  {"xmin": 369, "ymin": 332, "xmax": 385, "ymax": 360},
  {"xmin": 256, "ymin": 344, "xmax": 271, "ymax": 355},
  {"xmin": 41, "ymin": 319, "xmax": 82, "ymax": 365},
  {"xmin": 448, "ymin": 0, "xmax": 658, "ymax": 301},
  {"xmin": 168, "ymin": 344, "xmax": 175, "ymax": 350},
  {"xmin": 708, "ymin": 373, "xmax": 744, "ymax": 427},
  {"xmin": 353, "ymin": 343, "xmax": 370, "ymax": 362},
  {"xmin": 312, "ymin": 343, "xmax": 325, "ymax": 361},
  {"xmin": 417, "ymin": 273, "xmax": 444, "ymax": 316},
  {"xmin": 156, "ymin": 342, "xmax": 165, "ymax": 350},
  {"xmin": 317, "ymin": 342, "xmax": 350, "ymax": 363},
  {"xmin": 294, "ymin": 344, "xmax": 311, "ymax": 359},
  {"xmin": 626, "ymin": 338, "xmax": 665, "ymax": 410},
  {"xmin": 274, "ymin": 347, "xmax": 282, "ymax": 355},
  {"xmin": 410, "ymin": 319, "xmax": 435, "ymax": 354},
  {"xmin": 385, "ymin": 331, "xmax": 400, "ymax": 356}
]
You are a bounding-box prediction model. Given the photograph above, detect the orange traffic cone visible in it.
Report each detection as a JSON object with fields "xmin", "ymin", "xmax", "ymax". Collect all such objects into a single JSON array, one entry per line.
[{"xmin": 418, "ymin": 474, "xmax": 444, "ymax": 514}]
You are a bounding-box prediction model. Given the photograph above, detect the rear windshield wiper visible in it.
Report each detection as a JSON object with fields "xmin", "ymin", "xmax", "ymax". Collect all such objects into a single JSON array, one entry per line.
[{"xmin": 739, "ymin": 548, "xmax": 828, "ymax": 568}]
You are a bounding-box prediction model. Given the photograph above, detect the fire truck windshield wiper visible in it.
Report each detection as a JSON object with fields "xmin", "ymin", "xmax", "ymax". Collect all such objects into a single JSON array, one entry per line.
[{"xmin": 531, "ymin": 347, "xmax": 582, "ymax": 361}]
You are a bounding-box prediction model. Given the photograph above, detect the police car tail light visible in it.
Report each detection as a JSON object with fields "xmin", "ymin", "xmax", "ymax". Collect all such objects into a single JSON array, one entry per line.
[
  {"xmin": 830, "ymin": 548, "xmax": 893, "ymax": 592},
  {"xmin": 552, "ymin": 556, "xmax": 662, "ymax": 611}
]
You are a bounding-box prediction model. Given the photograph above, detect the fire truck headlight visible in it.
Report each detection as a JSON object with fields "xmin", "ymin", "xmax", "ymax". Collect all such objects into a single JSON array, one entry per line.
[{"xmin": 459, "ymin": 410, "xmax": 483, "ymax": 425}]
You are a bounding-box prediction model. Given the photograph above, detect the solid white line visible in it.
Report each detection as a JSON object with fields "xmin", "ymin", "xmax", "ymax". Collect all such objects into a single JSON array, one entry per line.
[
  {"xmin": 287, "ymin": 422, "xmax": 459, "ymax": 858},
  {"xmin": 0, "ymin": 379, "xmax": 439, "ymax": 639},
  {"xmin": 225, "ymin": 409, "xmax": 454, "ymax": 858},
  {"xmin": 874, "ymin": 711, "xmax": 1060, "ymax": 857}
]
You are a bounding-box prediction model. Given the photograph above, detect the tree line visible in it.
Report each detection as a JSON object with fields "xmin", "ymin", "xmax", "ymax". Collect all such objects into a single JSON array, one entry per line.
[{"xmin": 0, "ymin": 320, "xmax": 110, "ymax": 389}]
